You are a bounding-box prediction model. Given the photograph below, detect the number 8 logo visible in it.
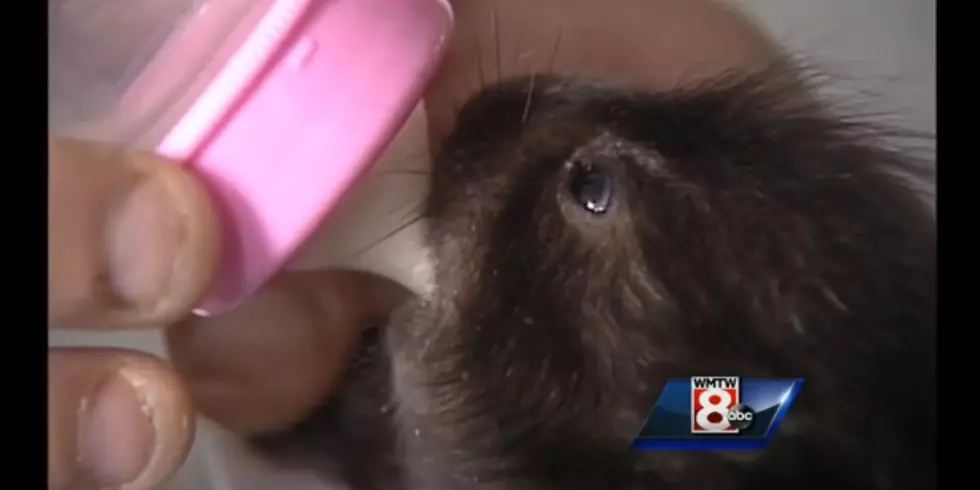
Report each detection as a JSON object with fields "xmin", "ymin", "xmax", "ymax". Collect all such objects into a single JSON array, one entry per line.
[{"xmin": 696, "ymin": 387, "xmax": 733, "ymax": 431}]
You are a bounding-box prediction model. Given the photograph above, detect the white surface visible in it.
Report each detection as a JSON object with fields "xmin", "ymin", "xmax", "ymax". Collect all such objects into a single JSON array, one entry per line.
[
  {"xmin": 739, "ymin": 0, "xmax": 935, "ymax": 136},
  {"xmin": 49, "ymin": 0, "xmax": 935, "ymax": 488}
]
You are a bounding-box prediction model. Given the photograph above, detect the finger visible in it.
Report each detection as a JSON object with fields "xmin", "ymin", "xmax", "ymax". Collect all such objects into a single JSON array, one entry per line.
[
  {"xmin": 48, "ymin": 136, "xmax": 221, "ymax": 328},
  {"xmin": 166, "ymin": 270, "xmax": 412, "ymax": 435},
  {"xmin": 48, "ymin": 348, "xmax": 194, "ymax": 490}
]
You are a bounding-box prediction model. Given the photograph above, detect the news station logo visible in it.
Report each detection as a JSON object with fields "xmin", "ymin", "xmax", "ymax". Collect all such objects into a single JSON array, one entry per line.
[{"xmin": 632, "ymin": 376, "xmax": 803, "ymax": 450}]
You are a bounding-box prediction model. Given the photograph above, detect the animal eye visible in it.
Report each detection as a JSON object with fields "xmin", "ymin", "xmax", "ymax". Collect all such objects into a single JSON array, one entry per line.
[{"xmin": 567, "ymin": 162, "xmax": 613, "ymax": 214}]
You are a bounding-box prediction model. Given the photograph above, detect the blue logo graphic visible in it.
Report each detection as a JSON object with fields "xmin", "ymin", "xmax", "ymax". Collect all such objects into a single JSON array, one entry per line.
[{"xmin": 632, "ymin": 377, "xmax": 804, "ymax": 450}]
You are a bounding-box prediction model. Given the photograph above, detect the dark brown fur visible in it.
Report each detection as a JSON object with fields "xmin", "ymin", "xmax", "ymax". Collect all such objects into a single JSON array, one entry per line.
[{"xmin": 252, "ymin": 63, "xmax": 936, "ymax": 490}]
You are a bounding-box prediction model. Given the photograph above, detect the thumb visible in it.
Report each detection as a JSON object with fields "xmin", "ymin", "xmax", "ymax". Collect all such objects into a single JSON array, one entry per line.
[
  {"xmin": 165, "ymin": 270, "xmax": 412, "ymax": 435},
  {"xmin": 48, "ymin": 136, "xmax": 221, "ymax": 327}
]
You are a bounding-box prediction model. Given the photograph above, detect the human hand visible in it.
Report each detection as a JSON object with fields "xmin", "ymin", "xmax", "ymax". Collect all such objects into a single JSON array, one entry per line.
[
  {"xmin": 48, "ymin": 135, "xmax": 219, "ymax": 490},
  {"xmin": 48, "ymin": 136, "xmax": 407, "ymax": 489}
]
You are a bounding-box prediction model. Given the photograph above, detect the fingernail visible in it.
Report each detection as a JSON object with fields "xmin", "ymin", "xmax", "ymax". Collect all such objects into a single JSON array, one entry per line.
[
  {"xmin": 106, "ymin": 175, "xmax": 187, "ymax": 310},
  {"xmin": 79, "ymin": 372, "xmax": 155, "ymax": 487}
]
